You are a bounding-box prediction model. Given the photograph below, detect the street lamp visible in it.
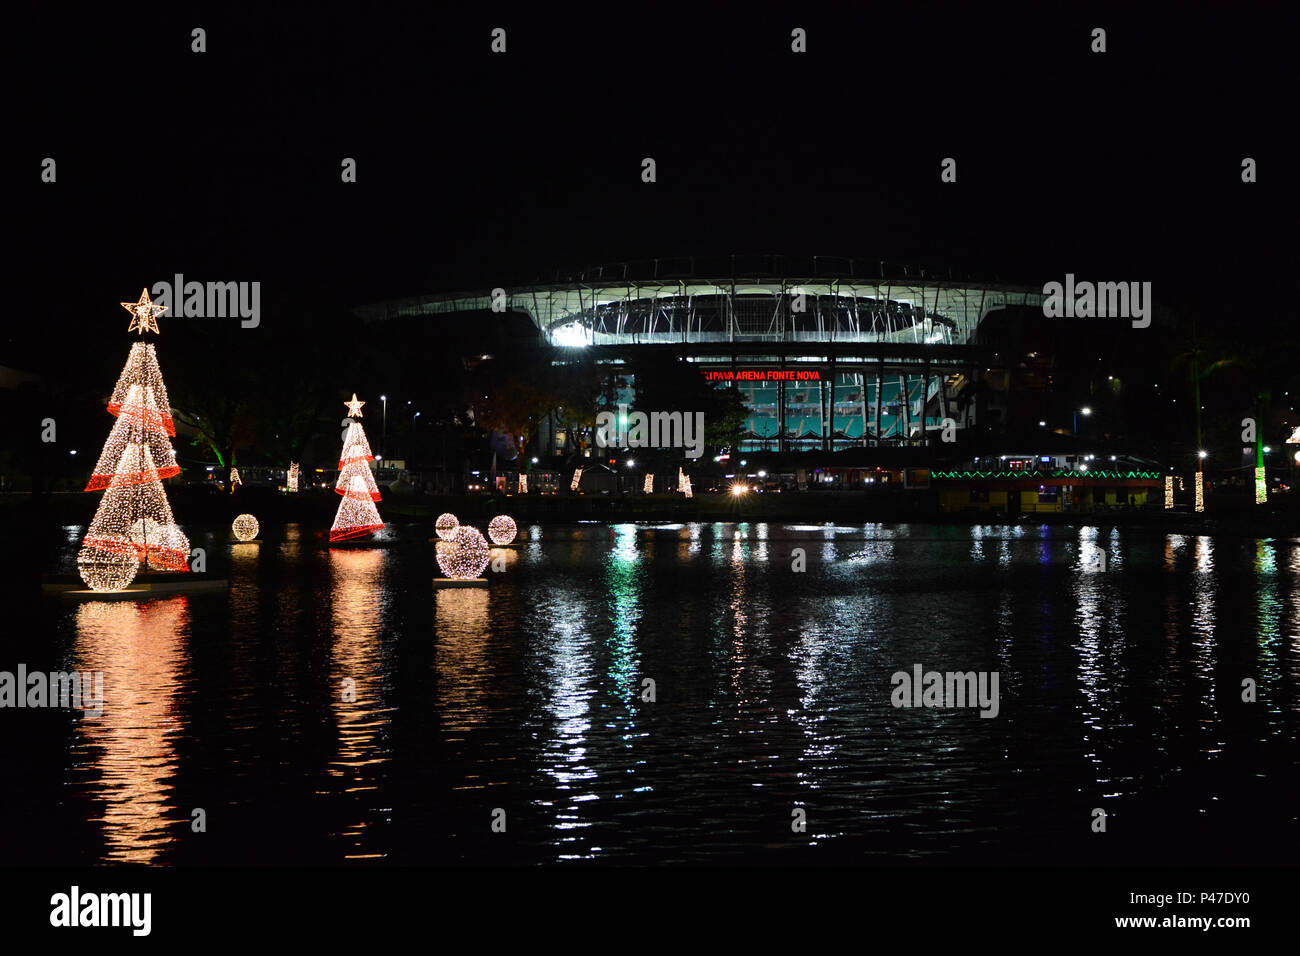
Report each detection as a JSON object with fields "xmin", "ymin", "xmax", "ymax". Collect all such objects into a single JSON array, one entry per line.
[
  {"xmin": 380, "ymin": 395, "xmax": 387, "ymax": 451},
  {"xmin": 1074, "ymin": 406, "xmax": 1091, "ymax": 434}
]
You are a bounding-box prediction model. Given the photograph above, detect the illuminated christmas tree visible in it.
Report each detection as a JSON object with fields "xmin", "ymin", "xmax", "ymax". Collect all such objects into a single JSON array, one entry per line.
[
  {"xmin": 78, "ymin": 290, "xmax": 191, "ymax": 586},
  {"xmin": 329, "ymin": 393, "xmax": 384, "ymax": 542}
]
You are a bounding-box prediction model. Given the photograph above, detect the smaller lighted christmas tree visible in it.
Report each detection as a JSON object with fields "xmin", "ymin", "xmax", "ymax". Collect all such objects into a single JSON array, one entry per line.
[{"xmin": 330, "ymin": 393, "xmax": 384, "ymax": 542}]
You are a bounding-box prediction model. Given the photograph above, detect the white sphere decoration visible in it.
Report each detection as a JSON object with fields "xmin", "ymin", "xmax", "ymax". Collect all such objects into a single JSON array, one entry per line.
[
  {"xmin": 232, "ymin": 514, "xmax": 259, "ymax": 541},
  {"xmin": 127, "ymin": 517, "xmax": 162, "ymax": 552},
  {"xmin": 436, "ymin": 526, "xmax": 490, "ymax": 580},
  {"xmin": 487, "ymin": 515, "xmax": 517, "ymax": 545},
  {"xmin": 149, "ymin": 523, "xmax": 190, "ymax": 570},
  {"xmin": 435, "ymin": 512, "xmax": 460, "ymax": 540},
  {"xmin": 77, "ymin": 543, "xmax": 139, "ymax": 592},
  {"xmin": 126, "ymin": 518, "xmax": 190, "ymax": 570}
]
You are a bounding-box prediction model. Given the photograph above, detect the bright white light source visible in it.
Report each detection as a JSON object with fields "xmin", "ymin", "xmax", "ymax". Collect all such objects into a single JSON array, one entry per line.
[
  {"xmin": 551, "ymin": 323, "xmax": 591, "ymax": 347},
  {"xmin": 487, "ymin": 515, "xmax": 517, "ymax": 545},
  {"xmin": 232, "ymin": 514, "xmax": 259, "ymax": 541}
]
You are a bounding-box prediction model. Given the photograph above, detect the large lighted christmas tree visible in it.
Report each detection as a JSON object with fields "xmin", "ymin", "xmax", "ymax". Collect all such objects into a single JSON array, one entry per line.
[
  {"xmin": 330, "ymin": 393, "xmax": 384, "ymax": 542},
  {"xmin": 77, "ymin": 290, "xmax": 191, "ymax": 588}
]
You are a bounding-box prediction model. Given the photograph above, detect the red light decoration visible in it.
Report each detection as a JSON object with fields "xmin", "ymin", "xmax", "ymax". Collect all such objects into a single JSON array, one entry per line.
[
  {"xmin": 79, "ymin": 299, "xmax": 190, "ymax": 586},
  {"xmin": 329, "ymin": 395, "xmax": 384, "ymax": 542}
]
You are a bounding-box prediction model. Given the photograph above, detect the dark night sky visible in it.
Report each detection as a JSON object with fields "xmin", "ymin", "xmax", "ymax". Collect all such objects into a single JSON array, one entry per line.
[{"xmin": 10, "ymin": 2, "xmax": 1297, "ymax": 373}]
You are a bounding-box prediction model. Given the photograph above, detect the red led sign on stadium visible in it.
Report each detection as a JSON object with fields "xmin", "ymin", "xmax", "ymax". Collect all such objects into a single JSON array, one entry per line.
[{"xmin": 702, "ymin": 370, "xmax": 821, "ymax": 382}]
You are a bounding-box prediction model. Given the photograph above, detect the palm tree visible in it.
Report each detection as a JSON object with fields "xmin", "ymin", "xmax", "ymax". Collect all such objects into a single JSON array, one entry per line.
[{"xmin": 1167, "ymin": 321, "xmax": 1245, "ymax": 460}]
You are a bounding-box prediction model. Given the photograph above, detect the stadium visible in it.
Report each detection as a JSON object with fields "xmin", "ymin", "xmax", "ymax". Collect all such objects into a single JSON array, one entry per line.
[{"xmin": 356, "ymin": 255, "xmax": 1046, "ymax": 457}]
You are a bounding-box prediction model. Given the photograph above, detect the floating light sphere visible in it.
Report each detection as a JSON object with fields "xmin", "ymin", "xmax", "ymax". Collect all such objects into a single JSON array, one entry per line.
[
  {"xmin": 77, "ymin": 543, "xmax": 139, "ymax": 592},
  {"xmin": 435, "ymin": 512, "xmax": 460, "ymax": 540},
  {"xmin": 127, "ymin": 517, "xmax": 162, "ymax": 552},
  {"xmin": 147, "ymin": 523, "xmax": 191, "ymax": 570},
  {"xmin": 123, "ymin": 517, "xmax": 189, "ymax": 570},
  {"xmin": 488, "ymin": 515, "xmax": 517, "ymax": 545},
  {"xmin": 436, "ymin": 526, "xmax": 491, "ymax": 580},
  {"xmin": 232, "ymin": 513, "xmax": 259, "ymax": 541}
]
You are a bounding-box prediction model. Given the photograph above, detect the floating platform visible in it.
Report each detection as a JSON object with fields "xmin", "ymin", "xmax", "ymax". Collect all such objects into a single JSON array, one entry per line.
[
  {"xmin": 326, "ymin": 537, "xmax": 387, "ymax": 549},
  {"xmin": 433, "ymin": 578, "xmax": 489, "ymax": 588},
  {"xmin": 45, "ymin": 575, "xmax": 230, "ymax": 600}
]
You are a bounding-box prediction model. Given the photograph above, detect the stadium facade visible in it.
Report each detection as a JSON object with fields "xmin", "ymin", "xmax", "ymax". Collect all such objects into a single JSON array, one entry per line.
[{"xmin": 357, "ymin": 256, "xmax": 1046, "ymax": 458}]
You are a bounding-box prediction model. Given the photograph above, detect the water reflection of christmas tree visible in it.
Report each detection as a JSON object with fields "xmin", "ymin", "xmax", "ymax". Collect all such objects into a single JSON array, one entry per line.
[
  {"xmin": 329, "ymin": 393, "xmax": 384, "ymax": 543},
  {"xmin": 78, "ymin": 290, "xmax": 190, "ymax": 589}
]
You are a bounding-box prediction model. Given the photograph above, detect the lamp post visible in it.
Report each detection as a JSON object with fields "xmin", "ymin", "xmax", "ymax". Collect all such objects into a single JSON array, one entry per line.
[
  {"xmin": 1074, "ymin": 406, "xmax": 1091, "ymax": 435},
  {"xmin": 380, "ymin": 395, "xmax": 387, "ymax": 453}
]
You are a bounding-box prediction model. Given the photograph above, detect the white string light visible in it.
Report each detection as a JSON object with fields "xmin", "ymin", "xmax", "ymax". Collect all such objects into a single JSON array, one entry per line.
[
  {"xmin": 1255, "ymin": 466, "xmax": 1267, "ymax": 505},
  {"xmin": 1194, "ymin": 472, "xmax": 1204, "ymax": 512},
  {"xmin": 232, "ymin": 514, "xmax": 259, "ymax": 541},
  {"xmin": 435, "ymin": 512, "xmax": 460, "ymax": 540},
  {"xmin": 571, "ymin": 467, "xmax": 583, "ymax": 491},
  {"xmin": 1164, "ymin": 475, "xmax": 1173, "ymax": 509},
  {"xmin": 81, "ymin": 311, "xmax": 189, "ymax": 586},
  {"xmin": 518, "ymin": 474, "xmax": 527, "ymax": 494},
  {"xmin": 76, "ymin": 544, "xmax": 139, "ymax": 592},
  {"xmin": 643, "ymin": 473, "xmax": 654, "ymax": 494},
  {"xmin": 330, "ymin": 398, "xmax": 384, "ymax": 542},
  {"xmin": 488, "ymin": 515, "xmax": 517, "ymax": 545},
  {"xmin": 436, "ymin": 526, "xmax": 491, "ymax": 579},
  {"xmin": 287, "ymin": 462, "xmax": 299, "ymax": 493}
]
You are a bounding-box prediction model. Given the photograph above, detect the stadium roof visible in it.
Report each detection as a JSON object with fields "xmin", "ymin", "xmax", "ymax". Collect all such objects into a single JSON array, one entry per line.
[{"xmin": 355, "ymin": 257, "xmax": 1045, "ymax": 348}]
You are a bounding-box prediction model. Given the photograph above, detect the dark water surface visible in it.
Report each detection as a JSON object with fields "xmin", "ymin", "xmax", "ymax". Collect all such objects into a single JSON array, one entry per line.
[{"xmin": 4, "ymin": 522, "xmax": 1298, "ymax": 865}]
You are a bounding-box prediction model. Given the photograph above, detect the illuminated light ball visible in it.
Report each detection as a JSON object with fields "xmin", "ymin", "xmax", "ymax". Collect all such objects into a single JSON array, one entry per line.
[
  {"xmin": 145, "ymin": 523, "xmax": 190, "ymax": 570},
  {"xmin": 436, "ymin": 526, "xmax": 491, "ymax": 580},
  {"xmin": 435, "ymin": 512, "xmax": 460, "ymax": 540},
  {"xmin": 127, "ymin": 517, "xmax": 163, "ymax": 552},
  {"xmin": 77, "ymin": 544, "xmax": 139, "ymax": 592},
  {"xmin": 232, "ymin": 514, "xmax": 259, "ymax": 541},
  {"xmin": 487, "ymin": 515, "xmax": 517, "ymax": 545}
]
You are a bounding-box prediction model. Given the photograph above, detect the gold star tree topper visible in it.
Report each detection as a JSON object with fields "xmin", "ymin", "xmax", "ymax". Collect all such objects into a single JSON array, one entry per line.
[
  {"xmin": 344, "ymin": 393, "xmax": 366, "ymax": 418},
  {"xmin": 121, "ymin": 288, "xmax": 167, "ymax": 334}
]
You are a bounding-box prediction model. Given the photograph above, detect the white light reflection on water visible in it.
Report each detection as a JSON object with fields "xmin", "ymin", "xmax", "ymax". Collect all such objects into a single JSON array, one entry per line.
[
  {"xmin": 530, "ymin": 576, "xmax": 600, "ymax": 858},
  {"xmin": 72, "ymin": 597, "xmax": 189, "ymax": 863},
  {"xmin": 1072, "ymin": 526, "xmax": 1128, "ymax": 788},
  {"xmin": 1191, "ymin": 537, "xmax": 1217, "ymax": 710},
  {"xmin": 327, "ymin": 547, "xmax": 393, "ymax": 859}
]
